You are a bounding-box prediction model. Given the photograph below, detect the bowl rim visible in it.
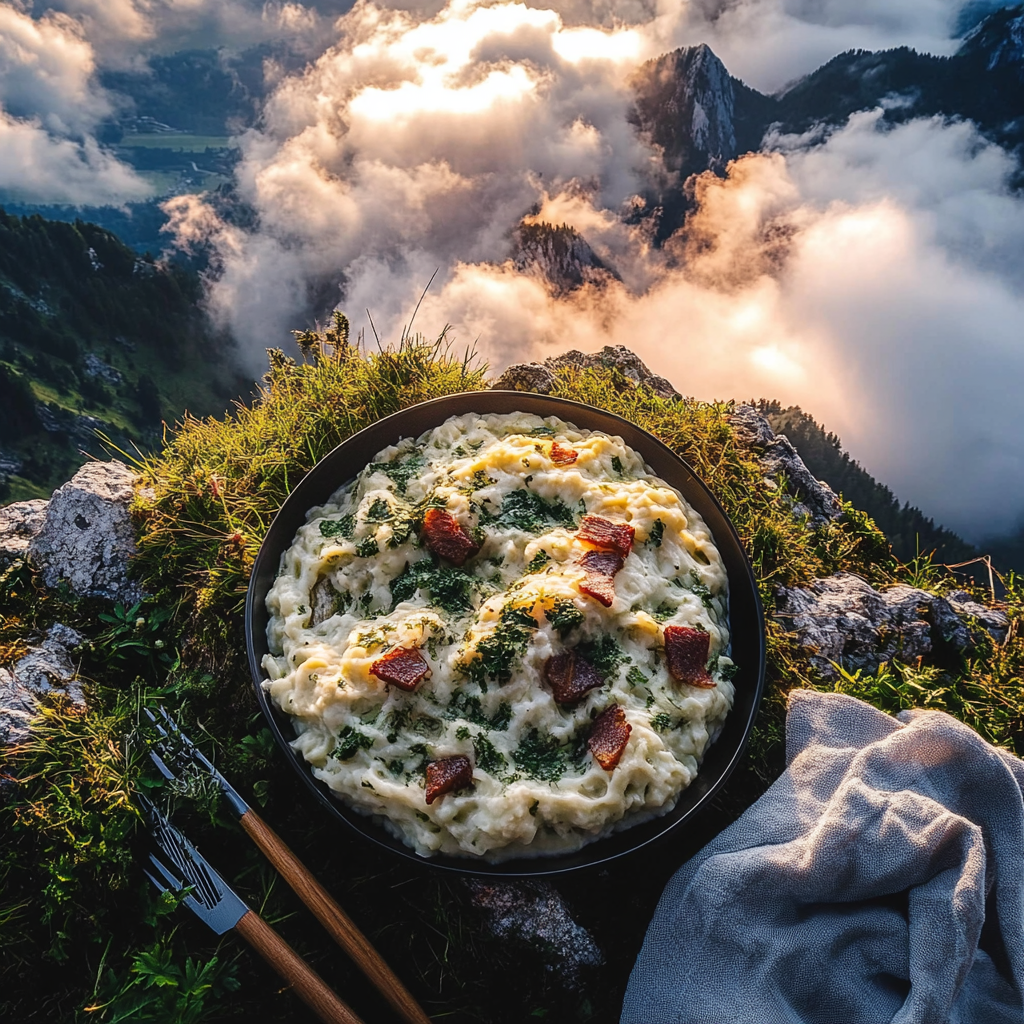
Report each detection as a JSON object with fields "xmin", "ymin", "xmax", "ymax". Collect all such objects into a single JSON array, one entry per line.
[{"xmin": 245, "ymin": 390, "xmax": 766, "ymax": 877}]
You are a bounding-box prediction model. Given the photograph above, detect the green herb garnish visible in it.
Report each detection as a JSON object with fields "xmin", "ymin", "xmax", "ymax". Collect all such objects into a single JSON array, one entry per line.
[
  {"xmin": 577, "ymin": 634, "xmax": 627, "ymax": 676},
  {"xmin": 356, "ymin": 536, "xmax": 380, "ymax": 558},
  {"xmin": 390, "ymin": 558, "xmax": 477, "ymax": 614},
  {"xmin": 652, "ymin": 602, "xmax": 676, "ymax": 622},
  {"xmin": 626, "ymin": 666, "xmax": 649, "ymax": 688},
  {"xmin": 333, "ymin": 726, "xmax": 375, "ymax": 760},
  {"xmin": 368, "ymin": 452, "xmax": 426, "ymax": 495},
  {"xmin": 546, "ymin": 599, "xmax": 584, "ymax": 637},
  {"xmin": 650, "ymin": 713, "xmax": 673, "ymax": 732},
  {"xmin": 689, "ymin": 570, "xmax": 715, "ymax": 610},
  {"xmin": 320, "ymin": 514, "xmax": 355, "ymax": 539},
  {"xmin": 526, "ymin": 551, "xmax": 550, "ymax": 573},
  {"xmin": 445, "ymin": 692, "xmax": 512, "ymax": 730},
  {"xmin": 512, "ymin": 729, "xmax": 566, "ymax": 782},
  {"xmin": 497, "ymin": 489, "xmax": 576, "ymax": 533},
  {"xmin": 465, "ymin": 617, "xmax": 534, "ymax": 685},
  {"xmin": 473, "ymin": 734, "xmax": 506, "ymax": 775},
  {"xmin": 648, "ymin": 519, "xmax": 665, "ymax": 547},
  {"xmin": 611, "ymin": 456, "xmax": 624, "ymax": 476}
]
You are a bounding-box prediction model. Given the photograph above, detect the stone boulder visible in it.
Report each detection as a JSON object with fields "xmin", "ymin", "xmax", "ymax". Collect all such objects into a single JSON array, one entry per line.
[
  {"xmin": 491, "ymin": 362, "xmax": 556, "ymax": 394},
  {"xmin": 730, "ymin": 404, "xmax": 842, "ymax": 526},
  {"xmin": 776, "ymin": 572, "xmax": 1007, "ymax": 679},
  {"xmin": 544, "ymin": 345, "xmax": 680, "ymax": 400},
  {"xmin": 29, "ymin": 460, "xmax": 140, "ymax": 602},
  {"xmin": 465, "ymin": 879, "xmax": 604, "ymax": 989},
  {"xmin": 0, "ymin": 623, "xmax": 85, "ymax": 746},
  {"xmin": 0, "ymin": 499, "xmax": 49, "ymax": 565}
]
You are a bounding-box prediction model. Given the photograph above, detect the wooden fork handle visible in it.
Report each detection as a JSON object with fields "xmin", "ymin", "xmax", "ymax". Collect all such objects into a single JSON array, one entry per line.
[
  {"xmin": 235, "ymin": 909, "xmax": 364, "ymax": 1024},
  {"xmin": 240, "ymin": 808, "xmax": 432, "ymax": 1024}
]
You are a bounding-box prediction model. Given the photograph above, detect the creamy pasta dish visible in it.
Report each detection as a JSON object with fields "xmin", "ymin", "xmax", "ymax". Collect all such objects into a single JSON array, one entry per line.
[{"xmin": 262, "ymin": 411, "xmax": 736, "ymax": 861}]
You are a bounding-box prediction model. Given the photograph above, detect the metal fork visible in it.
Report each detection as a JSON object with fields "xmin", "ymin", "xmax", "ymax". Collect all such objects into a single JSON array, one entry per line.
[
  {"xmin": 143, "ymin": 707, "xmax": 431, "ymax": 1024},
  {"xmin": 140, "ymin": 795, "xmax": 363, "ymax": 1024}
]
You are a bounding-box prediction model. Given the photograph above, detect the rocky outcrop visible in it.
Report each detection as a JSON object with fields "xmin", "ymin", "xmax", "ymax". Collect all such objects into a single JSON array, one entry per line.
[
  {"xmin": 511, "ymin": 222, "xmax": 618, "ymax": 295},
  {"xmin": 465, "ymin": 879, "xmax": 604, "ymax": 989},
  {"xmin": 776, "ymin": 573, "xmax": 1008, "ymax": 679},
  {"xmin": 544, "ymin": 345, "xmax": 680, "ymax": 400},
  {"xmin": 492, "ymin": 345, "xmax": 679, "ymax": 401},
  {"xmin": 0, "ymin": 499, "xmax": 49, "ymax": 565},
  {"xmin": 0, "ymin": 623, "xmax": 84, "ymax": 746},
  {"xmin": 491, "ymin": 362, "xmax": 557, "ymax": 394},
  {"xmin": 29, "ymin": 460, "xmax": 140, "ymax": 602},
  {"xmin": 730, "ymin": 404, "xmax": 843, "ymax": 527}
]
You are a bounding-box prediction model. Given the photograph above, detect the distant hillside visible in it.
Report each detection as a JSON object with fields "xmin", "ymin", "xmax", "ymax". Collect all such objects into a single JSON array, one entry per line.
[
  {"xmin": 0, "ymin": 208, "xmax": 249, "ymax": 502},
  {"xmin": 759, "ymin": 403, "xmax": 980, "ymax": 568}
]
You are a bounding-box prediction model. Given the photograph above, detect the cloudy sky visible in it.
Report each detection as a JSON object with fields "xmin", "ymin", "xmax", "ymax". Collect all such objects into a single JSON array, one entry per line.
[{"xmin": 2, "ymin": 0, "xmax": 1023, "ymax": 541}]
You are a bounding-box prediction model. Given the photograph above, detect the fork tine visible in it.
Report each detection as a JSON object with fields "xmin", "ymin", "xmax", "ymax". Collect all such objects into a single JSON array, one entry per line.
[
  {"xmin": 148, "ymin": 746, "xmax": 177, "ymax": 782},
  {"xmin": 147, "ymin": 851, "xmax": 183, "ymax": 891}
]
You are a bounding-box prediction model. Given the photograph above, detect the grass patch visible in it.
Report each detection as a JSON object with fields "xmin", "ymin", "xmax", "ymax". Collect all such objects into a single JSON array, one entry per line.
[{"xmin": 1, "ymin": 322, "xmax": 1021, "ymax": 1023}]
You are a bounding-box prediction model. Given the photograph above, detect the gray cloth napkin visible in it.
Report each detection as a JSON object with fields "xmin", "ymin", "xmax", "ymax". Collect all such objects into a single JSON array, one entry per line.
[{"xmin": 621, "ymin": 689, "xmax": 1024, "ymax": 1024}]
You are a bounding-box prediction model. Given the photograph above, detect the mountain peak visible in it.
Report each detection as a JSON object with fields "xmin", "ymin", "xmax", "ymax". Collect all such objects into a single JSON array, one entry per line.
[
  {"xmin": 959, "ymin": 4, "xmax": 1024, "ymax": 75},
  {"xmin": 511, "ymin": 222, "xmax": 617, "ymax": 294},
  {"xmin": 631, "ymin": 44, "xmax": 738, "ymax": 178}
]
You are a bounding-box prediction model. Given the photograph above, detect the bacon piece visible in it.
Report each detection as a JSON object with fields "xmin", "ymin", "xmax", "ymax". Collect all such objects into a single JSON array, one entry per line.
[
  {"xmin": 588, "ymin": 706, "xmax": 632, "ymax": 771},
  {"xmin": 422, "ymin": 507, "xmax": 479, "ymax": 566},
  {"xmin": 578, "ymin": 514, "xmax": 635, "ymax": 558},
  {"xmin": 550, "ymin": 441, "xmax": 578, "ymax": 466},
  {"xmin": 425, "ymin": 755, "xmax": 474, "ymax": 804},
  {"xmin": 577, "ymin": 550, "xmax": 624, "ymax": 607},
  {"xmin": 543, "ymin": 650, "xmax": 603, "ymax": 704},
  {"xmin": 370, "ymin": 646, "xmax": 431, "ymax": 692},
  {"xmin": 664, "ymin": 626, "xmax": 714, "ymax": 688}
]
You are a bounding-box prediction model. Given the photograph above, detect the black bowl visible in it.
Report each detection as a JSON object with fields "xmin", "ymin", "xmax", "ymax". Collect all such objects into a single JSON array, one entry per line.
[{"xmin": 246, "ymin": 391, "xmax": 766, "ymax": 876}]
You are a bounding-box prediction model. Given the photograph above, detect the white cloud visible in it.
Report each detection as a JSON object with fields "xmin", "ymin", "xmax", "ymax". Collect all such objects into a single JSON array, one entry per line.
[
  {"xmin": 0, "ymin": 105, "xmax": 151, "ymax": 203},
  {"xmin": 156, "ymin": 0, "xmax": 1024, "ymax": 538},
  {"xmin": 0, "ymin": 4, "xmax": 149, "ymax": 203}
]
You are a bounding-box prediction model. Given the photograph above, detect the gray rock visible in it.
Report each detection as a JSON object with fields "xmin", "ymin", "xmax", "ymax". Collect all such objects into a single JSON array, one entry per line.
[
  {"xmin": 29, "ymin": 460, "xmax": 140, "ymax": 602},
  {"xmin": 945, "ymin": 590, "xmax": 1010, "ymax": 644},
  {"xmin": 82, "ymin": 352, "xmax": 123, "ymax": 385},
  {"xmin": 543, "ymin": 345, "xmax": 681, "ymax": 401},
  {"xmin": 730, "ymin": 404, "xmax": 843, "ymax": 526},
  {"xmin": 776, "ymin": 572, "xmax": 1003, "ymax": 679},
  {"xmin": 0, "ymin": 499, "xmax": 48, "ymax": 564},
  {"xmin": 465, "ymin": 879, "xmax": 603, "ymax": 989},
  {"xmin": 0, "ymin": 623, "xmax": 85, "ymax": 746},
  {"xmin": 491, "ymin": 362, "xmax": 556, "ymax": 394},
  {"xmin": 511, "ymin": 222, "xmax": 619, "ymax": 295}
]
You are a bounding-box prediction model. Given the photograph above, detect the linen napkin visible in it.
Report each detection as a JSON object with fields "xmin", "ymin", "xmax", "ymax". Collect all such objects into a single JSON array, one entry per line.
[{"xmin": 621, "ymin": 689, "xmax": 1024, "ymax": 1024}]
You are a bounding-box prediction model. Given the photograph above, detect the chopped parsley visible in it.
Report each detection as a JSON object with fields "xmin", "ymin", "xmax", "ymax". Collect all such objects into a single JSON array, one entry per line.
[
  {"xmin": 512, "ymin": 729, "xmax": 567, "ymax": 782},
  {"xmin": 650, "ymin": 713, "xmax": 673, "ymax": 732},
  {"xmin": 688, "ymin": 570, "xmax": 715, "ymax": 610},
  {"xmin": 577, "ymin": 634, "xmax": 628, "ymax": 676},
  {"xmin": 546, "ymin": 599, "xmax": 584, "ymax": 637},
  {"xmin": 365, "ymin": 497, "xmax": 392, "ymax": 522},
  {"xmin": 445, "ymin": 691, "xmax": 512, "ymax": 730},
  {"xmin": 455, "ymin": 725, "xmax": 471, "ymax": 741},
  {"xmin": 611, "ymin": 455, "xmax": 624, "ymax": 476},
  {"xmin": 652, "ymin": 602, "xmax": 676, "ymax": 622},
  {"xmin": 473, "ymin": 734, "xmax": 506, "ymax": 775},
  {"xmin": 320, "ymin": 514, "xmax": 355, "ymax": 539},
  {"xmin": 526, "ymin": 551, "xmax": 551, "ymax": 573},
  {"xmin": 356, "ymin": 536, "xmax": 380, "ymax": 558},
  {"xmin": 368, "ymin": 452, "xmax": 427, "ymax": 495},
  {"xmin": 464, "ymin": 607, "xmax": 536, "ymax": 685},
  {"xmin": 332, "ymin": 726, "xmax": 375, "ymax": 760},
  {"xmin": 626, "ymin": 666, "xmax": 649, "ymax": 688},
  {"xmin": 648, "ymin": 519, "xmax": 665, "ymax": 547},
  {"xmin": 390, "ymin": 558, "xmax": 477, "ymax": 614},
  {"xmin": 497, "ymin": 489, "xmax": 577, "ymax": 533}
]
